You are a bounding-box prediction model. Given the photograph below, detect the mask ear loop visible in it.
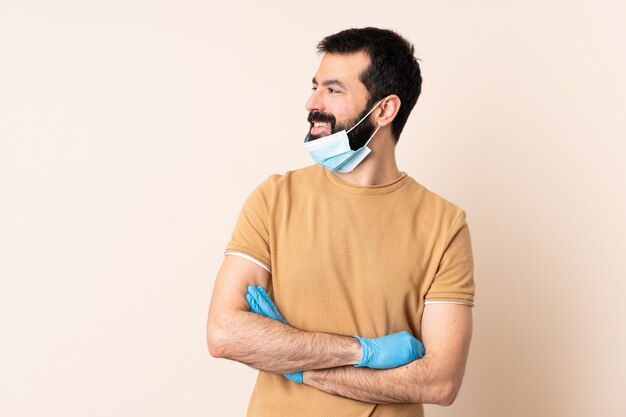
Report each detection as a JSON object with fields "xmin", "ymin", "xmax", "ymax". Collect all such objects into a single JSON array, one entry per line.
[
  {"xmin": 363, "ymin": 124, "xmax": 382, "ymax": 147},
  {"xmin": 362, "ymin": 99, "xmax": 385, "ymax": 147},
  {"xmin": 346, "ymin": 100, "xmax": 384, "ymax": 134}
]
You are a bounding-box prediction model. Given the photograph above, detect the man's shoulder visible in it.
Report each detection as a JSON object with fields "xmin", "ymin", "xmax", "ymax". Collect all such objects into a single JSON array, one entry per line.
[
  {"xmin": 280, "ymin": 163, "xmax": 323, "ymax": 181},
  {"xmin": 405, "ymin": 176, "xmax": 467, "ymax": 220},
  {"xmin": 258, "ymin": 164, "xmax": 323, "ymax": 187},
  {"xmin": 253, "ymin": 164, "xmax": 323, "ymax": 196}
]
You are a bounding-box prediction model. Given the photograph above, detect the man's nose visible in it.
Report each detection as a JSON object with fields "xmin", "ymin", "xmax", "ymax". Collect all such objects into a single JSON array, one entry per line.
[{"xmin": 305, "ymin": 90, "xmax": 325, "ymax": 113}]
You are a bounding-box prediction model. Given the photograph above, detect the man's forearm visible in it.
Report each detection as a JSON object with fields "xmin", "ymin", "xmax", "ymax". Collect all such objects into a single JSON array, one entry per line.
[
  {"xmin": 209, "ymin": 309, "xmax": 361, "ymax": 374},
  {"xmin": 304, "ymin": 354, "xmax": 456, "ymax": 406},
  {"xmin": 304, "ymin": 305, "xmax": 472, "ymax": 406}
]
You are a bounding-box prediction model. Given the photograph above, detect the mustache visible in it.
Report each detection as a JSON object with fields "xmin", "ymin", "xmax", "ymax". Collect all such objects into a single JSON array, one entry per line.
[{"xmin": 307, "ymin": 111, "xmax": 336, "ymax": 130}]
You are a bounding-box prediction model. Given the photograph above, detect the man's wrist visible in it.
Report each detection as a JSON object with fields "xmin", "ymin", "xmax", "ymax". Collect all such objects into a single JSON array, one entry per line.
[
  {"xmin": 350, "ymin": 336, "xmax": 362, "ymax": 365},
  {"xmin": 302, "ymin": 369, "xmax": 321, "ymax": 387}
]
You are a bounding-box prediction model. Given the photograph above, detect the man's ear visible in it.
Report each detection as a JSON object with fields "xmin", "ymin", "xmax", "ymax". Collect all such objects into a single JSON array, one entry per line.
[{"xmin": 376, "ymin": 95, "xmax": 401, "ymax": 127}]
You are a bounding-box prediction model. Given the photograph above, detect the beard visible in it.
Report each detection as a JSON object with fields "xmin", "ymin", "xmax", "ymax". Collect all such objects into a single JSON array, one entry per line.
[{"xmin": 305, "ymin": 104, "xmax": 378, "ymax": 150}]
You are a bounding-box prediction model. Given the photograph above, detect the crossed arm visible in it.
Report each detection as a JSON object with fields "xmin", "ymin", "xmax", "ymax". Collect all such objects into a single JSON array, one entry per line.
[{"xmin": 206, "ymin": 255, "xmax": 472, "ymax": 406}]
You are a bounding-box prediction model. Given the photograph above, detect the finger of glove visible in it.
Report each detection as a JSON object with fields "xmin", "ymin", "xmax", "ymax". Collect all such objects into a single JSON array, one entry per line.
[
  {"xmin": 252, "ymin": 286, "xmax": 288, "ymax": 325},
  {"xmin": 255, "ymin": 286, "xmax": 283, "ymax": 316},
  {"xmin": 248, "ymin": 286, "xmax": 278, "ymax": 317},
  {"xmin": 246, "ymin": 286, "xmax": 273, "ymax": 318},
  {"xmin": 283, "ymin": 371, "xmax": 303, "ymax": 384},
  {"xmin": 374, "ymin": 343, "xmax": 414, "ymax": 368},
  {"xmin": 247, "ymin": 291, "xmax": 287, "ymax": 326},
  {"xmin": 247, "ymin": 287, "xmax": 273, "ymax": 316},
  {"xmin": 248, "ymin": 287, "xmax": 288, "ymax": 324},
  {"xmin": 255, "ymin": 285, "xmax": 270, "ymax": 299},
  {"xmin": 365, "ymin": 331, "xmax": 416, "ymax": 369},
  {"xmin": 396, "ymin": 331, "xmax": 426, "ymax": 360},
  {"xmin": 246, "ymin": 293, "xmax": 264, "ymax": 316},
  {"xmin": 412, "ymin": 338, "xmax": 426, "ymax": 359}
]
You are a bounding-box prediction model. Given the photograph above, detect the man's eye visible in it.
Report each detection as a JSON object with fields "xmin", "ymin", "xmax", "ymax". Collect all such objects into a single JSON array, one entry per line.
[
  {"xmin": 328, "ymin": 88, "xmax": 340, "ymax": 94},
  {"xmin": 311, "ymin": 86, "xmax": 318, "ymax": 91}
]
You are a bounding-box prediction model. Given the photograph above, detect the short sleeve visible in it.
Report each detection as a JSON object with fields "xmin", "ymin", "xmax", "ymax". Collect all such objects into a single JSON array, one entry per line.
[
  {"xmin": 425, "ymin": 211, "xmax": 476, "ymax": 306},
  {"xmin": 224, "ymin": 178, "xmax": 274, "ymax": 272}
]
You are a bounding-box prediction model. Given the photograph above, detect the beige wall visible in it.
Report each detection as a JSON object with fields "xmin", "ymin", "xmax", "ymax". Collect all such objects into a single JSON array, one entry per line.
[{"xmin": 1, "ymin": 1, "xmax": 625, "ymax": 416}]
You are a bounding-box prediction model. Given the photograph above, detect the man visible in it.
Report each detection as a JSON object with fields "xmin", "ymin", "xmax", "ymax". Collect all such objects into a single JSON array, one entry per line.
[{"xmin": 207, "ymin": 27, "xmax": 475, "ymax": 417}]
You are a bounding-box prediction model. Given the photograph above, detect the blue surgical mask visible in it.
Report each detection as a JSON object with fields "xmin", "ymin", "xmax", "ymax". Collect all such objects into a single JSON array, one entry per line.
[{"xmin": 304, "ymin": 101, "xmax": 382, "ymax": 173}]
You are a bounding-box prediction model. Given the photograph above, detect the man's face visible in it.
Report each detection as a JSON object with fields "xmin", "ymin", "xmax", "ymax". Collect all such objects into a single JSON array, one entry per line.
[{"xmin": 305, "ymin": 52, "xmax": 376, "ymax": 149}]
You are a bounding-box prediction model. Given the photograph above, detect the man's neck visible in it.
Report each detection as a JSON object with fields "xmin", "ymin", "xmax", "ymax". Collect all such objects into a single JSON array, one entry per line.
[{"xmin": 331, "ymin": 133, "xmax": 402, "ymax": 186}]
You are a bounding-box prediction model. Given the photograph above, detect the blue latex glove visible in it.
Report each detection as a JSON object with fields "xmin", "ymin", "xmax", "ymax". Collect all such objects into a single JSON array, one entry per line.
[
  {"xmin": 354, "ymin": 330, "xmax": 425, "ymax": 369},
  {"xmin": 246, "ymin": 285, "xmax": 303, "ymax": 384},
  {"xmin": 246, "ymin": 285, "xmax": 288, "ymax": 325},
  {"xmin": 283, "ymin": 371, "xmax": 303, "ymax": 384}
]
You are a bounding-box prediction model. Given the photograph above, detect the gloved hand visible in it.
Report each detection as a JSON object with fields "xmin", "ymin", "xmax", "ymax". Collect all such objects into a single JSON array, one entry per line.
[
  {"xmin": 353, "ymin": 330, "xmax": 425, "ymax": 369},
  {"xmin": 246, "ymin": 285, "xmax": 303, "ymax": 384},
  {"xmin": 246, "ymin": 285, "xmax": 288, "ymax": 325}
]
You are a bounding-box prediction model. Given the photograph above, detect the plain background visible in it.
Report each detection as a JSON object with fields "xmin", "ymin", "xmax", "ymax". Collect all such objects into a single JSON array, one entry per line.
[{"xmin": 1, "ymin": 1, "xmax": 625, "ymax": 416}]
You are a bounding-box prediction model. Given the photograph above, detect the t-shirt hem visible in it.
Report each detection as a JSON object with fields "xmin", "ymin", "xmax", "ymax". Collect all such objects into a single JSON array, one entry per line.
[
  {"xmin": 424, "ymin": 300, "xmax": 474, "ymax": 307},
  {"xmin": 424, "ymin": 293, "xmax": 475, "ymax": 307},
  {"xmin": 224, "ymin": 246, "xmax": 271, "ymax": 273}
]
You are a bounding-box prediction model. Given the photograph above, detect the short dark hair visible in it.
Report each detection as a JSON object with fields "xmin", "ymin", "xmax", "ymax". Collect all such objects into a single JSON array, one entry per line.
[{"xmin": 317, "ymin": 27, "xmax": 422, "ymax": 143}]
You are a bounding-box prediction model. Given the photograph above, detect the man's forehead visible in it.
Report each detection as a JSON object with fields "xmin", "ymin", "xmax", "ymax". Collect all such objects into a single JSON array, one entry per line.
[{"xmin": 313, "ymin": 51, "xmax": 370, "ymax": 87}]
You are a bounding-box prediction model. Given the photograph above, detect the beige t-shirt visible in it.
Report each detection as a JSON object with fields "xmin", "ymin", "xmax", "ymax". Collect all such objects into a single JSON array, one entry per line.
[{"xmin": 225, "ymin": 164, "xmax": 475, "ymax": 417}]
